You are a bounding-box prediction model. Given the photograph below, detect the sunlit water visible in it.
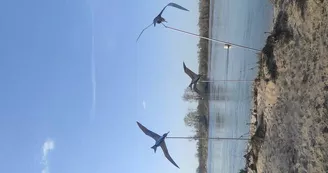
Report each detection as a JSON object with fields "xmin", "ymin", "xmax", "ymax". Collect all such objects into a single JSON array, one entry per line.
[{"xmin": 207, "ymin": 0, "xmax": 273, "ymax": 172}]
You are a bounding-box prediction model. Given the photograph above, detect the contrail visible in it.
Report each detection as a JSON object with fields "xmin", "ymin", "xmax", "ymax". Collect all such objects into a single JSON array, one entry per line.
[
  {"xmin": 89, "ymin": 2, "xmax": 96, "ymax": 121},
  {"xmin": 90, "ymin": 34, "xmax": 96, "ymax": 120}
]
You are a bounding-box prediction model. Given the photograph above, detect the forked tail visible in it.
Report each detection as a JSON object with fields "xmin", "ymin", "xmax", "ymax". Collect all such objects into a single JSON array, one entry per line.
[{"xmin": 151, "ymin": 145, "xmax": 157, "ymax": 153}]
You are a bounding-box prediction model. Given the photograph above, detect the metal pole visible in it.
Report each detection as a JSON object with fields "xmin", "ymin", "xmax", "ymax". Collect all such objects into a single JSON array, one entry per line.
[
  {"xmin": 161, "ymin": 23, "xmax": 261, "ymax": 52},
  {"xmin": 166, "ymin": 136, "xmax": 249, "ymax": 141},
  {"xmin": 199, "ymin": 79, "xmax": 253, "ymax": 82}
]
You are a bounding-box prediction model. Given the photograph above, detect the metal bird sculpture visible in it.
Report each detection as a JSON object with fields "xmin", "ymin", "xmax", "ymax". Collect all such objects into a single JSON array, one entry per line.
[
  {"xmin": 136, "ymin": 121, "xmax": 180, "ymax": 168},
  {"xmin": 136, "ymin": 2, "xmax": 189, "ymax": 42},
  {"xmin": 192, "ymin": 84, "xmax": 205, "ymax": 100},
  {"xmin": 183, "ymin": 62, "xmax": 202, "ymax": 90}
]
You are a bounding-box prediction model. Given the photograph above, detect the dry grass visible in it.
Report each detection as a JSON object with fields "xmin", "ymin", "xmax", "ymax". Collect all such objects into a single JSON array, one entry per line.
[{"xmin": 246, "ymin": 0, "xmax": 328, "ymax": 172}]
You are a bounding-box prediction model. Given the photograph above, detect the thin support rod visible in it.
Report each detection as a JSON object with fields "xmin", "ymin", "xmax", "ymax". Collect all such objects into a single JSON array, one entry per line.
[
  {"xmin": 166, "ymin": 136, "xmax": 249, "ymax": 141},
  {"xmin": 161, "ymin": 23, "xmax": 261, "ymax": 52},
  {"xmin": 199, "ymin": 79, "xmax": 253, "ymax": 82}
]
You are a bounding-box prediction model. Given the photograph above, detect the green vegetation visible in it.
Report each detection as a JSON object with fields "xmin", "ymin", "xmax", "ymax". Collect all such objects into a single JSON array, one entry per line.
[
  {"xmin": 239, "ymin": 169, "xmax": 247, "ymax": 173},
  {"xmin": 181, "ymin": 0, "xmax": 210, "ymax": 173}
]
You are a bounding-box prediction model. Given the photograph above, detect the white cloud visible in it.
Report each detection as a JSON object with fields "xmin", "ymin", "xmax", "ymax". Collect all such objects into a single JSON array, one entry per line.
[
  {"xmin": 142, "ymin": 100, "xmax": 146, "ymax": 110},
  {"xmin": 41, "ymin": 139, "xmax": 55, "ymax": 173}
]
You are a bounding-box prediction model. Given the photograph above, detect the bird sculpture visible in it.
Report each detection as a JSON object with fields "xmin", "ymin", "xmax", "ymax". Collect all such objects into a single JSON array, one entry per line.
[
  {"xmin": 136, "ymin": 121, "xmax": 180, "ymax": 168},
  {"xmin": 183, "ymin": 62, "xmax": 202, "ymax": 90},
  {"xmin": 136, "ymin": 2, "xmax": 189, "ymax": 42},
  {"xmin": 192, "ymin": 84, "xmax": 205, "ymax": 100}
]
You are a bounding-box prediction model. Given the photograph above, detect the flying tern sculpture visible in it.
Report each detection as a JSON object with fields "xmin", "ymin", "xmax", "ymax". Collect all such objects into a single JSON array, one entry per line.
[
  {"xmin": 183, "ymin": 62, "xmax": 202, "ymax": 90},
  {"xmin": 136, "ymin": 2, "xmax": 189, "ymax": 42},
  {"xmin": 192, "ymin": 84, "xmax": 205, "ymax": 100},
  {"xmin": 136, "ymin": 121, "xmax": 180, "ymax": 168}
]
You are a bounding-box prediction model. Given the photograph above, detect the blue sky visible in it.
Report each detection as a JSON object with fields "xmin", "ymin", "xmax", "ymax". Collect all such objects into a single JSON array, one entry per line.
[{"xmin": 0, "ymin": 0, "xmax": 202, "ymax": 173}]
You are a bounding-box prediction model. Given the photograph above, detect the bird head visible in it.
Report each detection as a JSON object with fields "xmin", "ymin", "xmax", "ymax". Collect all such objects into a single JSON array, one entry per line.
[{"xmin": 158, "ymin": 17, "xmax": 167, "ymax": 23}]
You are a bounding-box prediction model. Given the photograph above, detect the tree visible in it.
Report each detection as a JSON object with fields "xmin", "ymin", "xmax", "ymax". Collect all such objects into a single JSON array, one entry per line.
[
  {"xmin": 184, "ymin": 110, "xmax": 200, "ymax": 127},
  {"xmin": 196, "ymin": 167, "xmax": 200, "ymax": 173},
  {"xmin": 182, "ymin": 87, "xmax": 203, "ymax": 102},
  {"xmin": 238, "ymin": 169, "xmax": 247, "ymax": 173}
]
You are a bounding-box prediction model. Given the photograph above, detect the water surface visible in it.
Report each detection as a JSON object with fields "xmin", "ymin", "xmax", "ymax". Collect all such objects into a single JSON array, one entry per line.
[{"xmin": 207, "ymin": 0, "xmax": 273, "ymax": 172}]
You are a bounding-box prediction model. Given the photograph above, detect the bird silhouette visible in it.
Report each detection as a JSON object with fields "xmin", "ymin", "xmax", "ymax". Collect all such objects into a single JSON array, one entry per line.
[
  {"xmin": 183, "ymin": 62, "xmax": 202, "ymax": 90},
  {"xmin": 136, "ymin": 121, "xmax": 180, "ymax": 168},
  {"xmin": 136, "ymin": 2, "xmax": 189, "ymax": 42},
  {"xmin": 192, "ymin": 84, "xmax": 205, "ymax": 100}
]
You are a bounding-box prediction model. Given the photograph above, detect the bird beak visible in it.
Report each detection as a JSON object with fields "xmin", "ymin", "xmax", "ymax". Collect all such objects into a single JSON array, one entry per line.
[{"xmin": 167, "ymin": 131, "xmax": 170, "ymax": 134}]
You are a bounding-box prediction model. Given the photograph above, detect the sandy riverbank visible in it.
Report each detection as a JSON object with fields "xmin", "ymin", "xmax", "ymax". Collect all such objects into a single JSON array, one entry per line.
[{"xmin": 245, "ymin": 0, "xmax": 328, "ymax": 172}]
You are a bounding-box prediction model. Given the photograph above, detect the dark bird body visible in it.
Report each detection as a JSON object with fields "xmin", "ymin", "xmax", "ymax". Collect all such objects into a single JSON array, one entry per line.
[
  {"xmin": 136, "ymin": 121, "xmax": 180, "ymax": 168},
  {"xmin": 136, "ymin": 2, "xmax": 189, "ymax": 42},
  {"xmin": 183, "ymin": 62, "xmax": 202, "ymax": 90}
]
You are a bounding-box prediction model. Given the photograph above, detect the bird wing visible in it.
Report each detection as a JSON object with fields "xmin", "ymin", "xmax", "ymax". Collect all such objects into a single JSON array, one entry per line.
[
  {"xmin": 193, "ymin": 84, "xmax": 200, "ymax": 93},
  {"xmin": 136, "ymin": 23, "xmax": 153, "ymax": 42},
  {"xmin": 183, "ymin": 62, "xmax": 198, "ymax": 79},
  {"xmin": 158, "ymin": 2, "xmax": 189, "ymax": 16},
  {"xmin": 160, "ymin": 141, "xmax": 180, "ymax": 168},
  {"xmin": 193, "ymin": 84, "xmax": 204, "ymax": 99},
  {"xmin": 136, "ymin": 121, "xmax": 161, "ymax": 141},
  {"xmin": 166, "ymin": 2, "xmax": 189, "ymax": 11}
]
